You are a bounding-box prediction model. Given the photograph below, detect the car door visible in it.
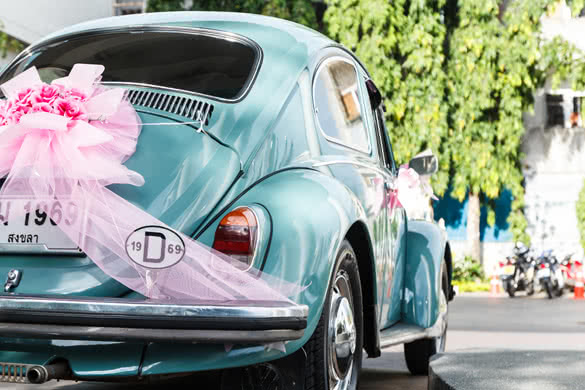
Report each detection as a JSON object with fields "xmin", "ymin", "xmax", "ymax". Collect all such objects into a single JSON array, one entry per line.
[
  {"xmin": 311, "ymin": 53, "xmax": 393, "ymax": 326},
  {"xmin": 362, "ymin": 85, "xmax": 407, "ymax": 328}
]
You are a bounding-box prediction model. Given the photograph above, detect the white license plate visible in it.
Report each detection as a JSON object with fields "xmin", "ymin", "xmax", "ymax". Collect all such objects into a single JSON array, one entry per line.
[
  {"xmin": 538, "ymin": 268, "xmax": 551, "ymax": 278},
  {"xmin": 501, "ymin": 265, "xmax": 515, "ymax": 275},
  {"xmin": 0, "ymin": 199, "xmax": 85, "ymax": 254}
]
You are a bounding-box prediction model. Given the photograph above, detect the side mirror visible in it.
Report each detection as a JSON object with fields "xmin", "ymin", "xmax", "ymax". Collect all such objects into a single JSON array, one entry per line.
[
  {"xmin": 366, "ymin": 79, "xmax": 382, "ymax": 110},
  {"xmin": 408, "ymin": 154, "xmax": 438, "ymax": 176}
]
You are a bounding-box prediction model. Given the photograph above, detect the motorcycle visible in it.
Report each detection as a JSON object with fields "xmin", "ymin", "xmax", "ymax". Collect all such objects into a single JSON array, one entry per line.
[
  {"xmin": 500, "ymin": 243, "xmax": 536, "ymax": 298},
  {"xmin": 536, "ymin": 250, "xmax": 565, "ymax": 299},
  {"xmin": 559, "ymin": 254, "xmax": 580, "ymax": 292}
]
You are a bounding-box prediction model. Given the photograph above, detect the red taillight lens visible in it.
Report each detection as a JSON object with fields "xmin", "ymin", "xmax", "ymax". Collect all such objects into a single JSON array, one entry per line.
[
  {"xmin": 212, "ymin": 207, "xmax": 258, "ymax": 269},
  {"xmin": 540, "ymin": 263, "xmax": 547, "ymax": 269}
]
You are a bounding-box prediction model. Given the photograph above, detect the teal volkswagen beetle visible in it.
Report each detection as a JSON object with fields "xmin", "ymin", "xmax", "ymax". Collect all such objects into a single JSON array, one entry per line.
[{"xmin": 0, "ymin": 12, "xmax": 453, "ymax": 389}]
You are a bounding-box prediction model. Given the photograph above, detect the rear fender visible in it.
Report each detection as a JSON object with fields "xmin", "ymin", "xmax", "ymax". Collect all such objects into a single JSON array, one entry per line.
[
  {"xmin": 402, "ymin": 220, "xmax": 447, "ymax": 329},
  {"xmin": 198, "ymin": 168, "xmax": 368, "ymax": 349}
]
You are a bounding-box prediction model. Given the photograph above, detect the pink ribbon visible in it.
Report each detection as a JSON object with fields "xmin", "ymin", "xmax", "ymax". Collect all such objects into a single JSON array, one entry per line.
[{"xmin": 0, "ymin": 65, "xmax": 297, "ymax": 303}]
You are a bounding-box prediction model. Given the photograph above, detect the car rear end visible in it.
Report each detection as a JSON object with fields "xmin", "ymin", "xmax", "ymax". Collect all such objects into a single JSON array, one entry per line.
[{"xmin": 0, "ymin": 22, "xmax": 308, "ymax": 384}]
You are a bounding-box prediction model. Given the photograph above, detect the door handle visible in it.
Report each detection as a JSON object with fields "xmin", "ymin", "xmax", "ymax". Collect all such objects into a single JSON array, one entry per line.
[{"xmin": 384, "ymin": 181, "xmax": 396, "ymax": 191}]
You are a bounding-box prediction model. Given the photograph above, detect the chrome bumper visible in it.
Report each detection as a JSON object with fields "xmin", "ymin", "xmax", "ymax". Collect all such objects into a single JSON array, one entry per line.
[{"xmin": 0, "ymin": 295, "xmax": 308, "ymax": 344}]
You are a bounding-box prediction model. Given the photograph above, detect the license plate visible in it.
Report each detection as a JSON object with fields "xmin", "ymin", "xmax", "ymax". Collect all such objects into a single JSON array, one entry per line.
[
  {"xmin": 0, "ymin": 199, "xmax": 85, "ymax": 254},
  {"xmin": 538, "ymin": 268, "xmax": 551, "ymax": 278},
  {"xmin": 501, "ymin": 265, "xmax": 515, "ymax": 275}
]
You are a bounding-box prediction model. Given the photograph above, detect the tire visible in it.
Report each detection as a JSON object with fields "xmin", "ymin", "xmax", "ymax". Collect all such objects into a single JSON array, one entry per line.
[
  {"xmin": 526, "ymin": 282, "xmax": 535, "ymax": 296},
  {"xmin": 505, "ymin": 281, "xmax": 516, "ymax": 298},
  {"xmin": 303, "ymin": 240, "xmax": 363, "ymax": 390},
  {"xmin": 404, "ymin": 261, "xmax": 449, "ymax": 376},
  {"xmin": 544, "ymin": 280, "xmax": 554, "ymax": 299}
]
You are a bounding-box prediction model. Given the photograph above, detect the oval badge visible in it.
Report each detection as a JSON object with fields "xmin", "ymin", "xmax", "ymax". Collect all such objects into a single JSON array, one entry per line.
[{"xmin": 125, "ymin": 225, "xmax": 186, "ymax": 269}]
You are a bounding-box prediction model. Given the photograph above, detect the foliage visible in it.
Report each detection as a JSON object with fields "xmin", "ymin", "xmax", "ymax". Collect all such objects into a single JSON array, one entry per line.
[
  {"xmin": 324, "ymin": 0, "xmax": 451, "ymax": 196},
  {"xmin": 147, "ymin": 0, "xmax": 318, "ymax": 29},
  {"xmin": 443, "ymin": 0, "xmax": 585, "ymax": 245},
  {"xmin": 0, "ymin": 30, "xmax": 24, "ymax": 58},
  {"xmin": 577, "ymin": 180, "xmax": 585, "ymax": 252},
  {"xmin": 453, "ymin": 255, "xmax": 486, "ymax": 282},
  {"xmin": 452, "ymin": 280, "xmax": 490, "ymax": 293}
]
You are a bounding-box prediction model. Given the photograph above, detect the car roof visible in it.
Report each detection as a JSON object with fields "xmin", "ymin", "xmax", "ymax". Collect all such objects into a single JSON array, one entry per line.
[{"xmin": 40, "ymin": 11, "xmax": 335, "ymax": 61}]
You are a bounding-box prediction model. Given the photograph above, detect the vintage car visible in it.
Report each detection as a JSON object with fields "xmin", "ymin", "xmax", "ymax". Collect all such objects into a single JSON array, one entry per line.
[{"xmin": 0, "ymin": 12, "xmax": 453, "ymax": 389}]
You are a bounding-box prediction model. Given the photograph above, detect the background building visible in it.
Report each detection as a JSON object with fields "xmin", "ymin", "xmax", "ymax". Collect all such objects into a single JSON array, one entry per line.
[{"xmin": 0, "ymin": 0, "xmax": 145, "ymax": 67}]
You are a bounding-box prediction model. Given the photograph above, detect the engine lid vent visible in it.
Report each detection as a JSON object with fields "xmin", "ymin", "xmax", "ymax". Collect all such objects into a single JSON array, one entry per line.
[{"xmin": 126, "ymin": 89, "xmax": 214, "ymax": 126}]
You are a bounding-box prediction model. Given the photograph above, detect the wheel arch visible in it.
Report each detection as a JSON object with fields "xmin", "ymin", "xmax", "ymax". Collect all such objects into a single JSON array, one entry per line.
[
  {"xmin": 443, "ymin": 241, "xmax": 454, "ymax": 301},
  {"xmin": 344, "ymin": 220, "xmax": 381, "ymax": 358}
]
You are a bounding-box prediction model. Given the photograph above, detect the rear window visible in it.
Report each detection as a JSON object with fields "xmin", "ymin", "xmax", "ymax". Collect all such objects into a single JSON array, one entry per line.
[{"xmin": 0, "ymin": 28, "xmax": 261, "ymax": 101}]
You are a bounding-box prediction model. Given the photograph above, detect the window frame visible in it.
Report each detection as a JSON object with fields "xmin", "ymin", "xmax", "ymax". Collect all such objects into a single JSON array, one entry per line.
[
  {"xmin": 0, "ymin": 26, "xmax": 263, "ymax": 104},
  {"xmin": 311, "ymin": 55, "xmax": 373, "ymax": 155}
]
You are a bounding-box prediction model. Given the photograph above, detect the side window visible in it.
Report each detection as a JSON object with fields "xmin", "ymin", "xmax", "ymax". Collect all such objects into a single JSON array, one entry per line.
[
  {"xmin": 313, "ymin": 57, "xmax": 370, "ymax": 153},
  {"xmin": 374, "ymin": 107, "xmax": 397, "ymax": 174}
]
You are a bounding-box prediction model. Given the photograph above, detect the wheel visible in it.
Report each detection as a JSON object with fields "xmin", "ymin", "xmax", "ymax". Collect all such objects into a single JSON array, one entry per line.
[
  {"xmin": 505, "ymin": 281, "xmax": 516, "ymax": 298},
  {"xmin": 544, "ymin": 280, "xmax": 554, "ymax": 299},
  {"xmin": 526, "ymin": 282, "xmax": 535, "ymax": 296},
  {"xmin": 404, "ymin": 261, "xmax": 449, "ymax": 375},
  {"xmin": 303, "ymin": 240, "xmax": 363, "ymax": 390}
]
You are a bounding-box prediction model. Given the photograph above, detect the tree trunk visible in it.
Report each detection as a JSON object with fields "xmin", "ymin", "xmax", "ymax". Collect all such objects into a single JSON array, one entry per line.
[{"xmin": 467, "ymin": 192, "xmax": 481, "ymax": 263}]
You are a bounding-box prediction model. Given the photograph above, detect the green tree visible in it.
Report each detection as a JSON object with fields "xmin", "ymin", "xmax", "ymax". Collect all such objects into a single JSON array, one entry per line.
[
  {"xmin": 324, "ymin": 0, "xmax": 452, "ymax": 195},
  {"xmin": 446, "ymin": 0, "xmax": 585, "ymax": 261},
  {"xmin": 0, "ymin": 27, "xmax": 25, "ymax": 58},
  {"xmin": 147, "ymin": 0, "xmax": 318, "ymax": 29},
  {"xmin": 577, "ymin": 180, "xmax": 585, "ymax": 252}
]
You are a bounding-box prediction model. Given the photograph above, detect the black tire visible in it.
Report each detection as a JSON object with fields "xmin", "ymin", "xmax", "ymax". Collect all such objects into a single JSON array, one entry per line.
[
  {"xmin": 544, "ymin": 280, "xmax": 554, "ymax": 299},
  {"xmin": 303, "ymin": 240, "xmax": 363, "ymax": 390},
  {"xmin": 506, "ymin": 281, "xmax": 516, "ymax": 298},
  {"xmin": 404, "ymin": 262, "xmax": 449, "ymax": 375},
  {"xmin": 526, "ymin": 282, "xmax": 535, "ymax": 296}
]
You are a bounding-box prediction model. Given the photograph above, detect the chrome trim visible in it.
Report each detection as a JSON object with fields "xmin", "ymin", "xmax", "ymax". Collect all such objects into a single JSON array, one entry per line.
[
  {"xmin": 0, "ymin": 362, "xmax": 31, "ymax": 383},
  {"xmin": 312, "ymin": 55, "xmax": 373, "ymax": 155},
  {"xmin": 312, "ymin": 160, "xmax": 392, "ymax": 184},
  {"xmin": 0, "ymin": 323, "xmax": 304, "ymax": 344},
  {"xmin": 0, "ymin": 25, "xmax": 263, "ymax": 104},
  {"xmin": 378, "ymin": 309, "xmax": 447, "ymax": 348},
  {"xmin": 0, "ymin": 296, "xmax": 308, "ymax": 319},
  {"xmin": 0, "ymin": 244, "xmax": 84, "ymax": 256}
]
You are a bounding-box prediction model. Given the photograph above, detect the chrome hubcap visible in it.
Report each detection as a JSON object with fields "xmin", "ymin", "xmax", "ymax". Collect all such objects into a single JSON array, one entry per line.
[{"xmin": 328, "ymin": 271, "xmax": 356, "ymax": 390}]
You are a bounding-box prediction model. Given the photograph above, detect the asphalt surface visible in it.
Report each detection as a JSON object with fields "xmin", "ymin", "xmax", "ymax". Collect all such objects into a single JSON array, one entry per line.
[{"xmin": 1, "ymin": 293, "xmax": 584, "ymax": 389}]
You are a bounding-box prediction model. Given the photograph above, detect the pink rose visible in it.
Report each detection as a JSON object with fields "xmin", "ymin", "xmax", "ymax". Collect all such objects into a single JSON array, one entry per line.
[
  {"xmin": 15, "ymin": 88, "xmax": 35, "ymax": 107},
  {"xmin": 30, "ymin": 102, "xmax": 54, "ymax": 114},
  {"xmin": 31, "ymin": 85, "xmax": 61, "ymax": 105},
  {"xmin": 8, "ymin": 110, "xmax": 24, "ymax": 124},
  {"xmin": 54, "ymin": 98, "xmax": 87, "ymax": 121}
]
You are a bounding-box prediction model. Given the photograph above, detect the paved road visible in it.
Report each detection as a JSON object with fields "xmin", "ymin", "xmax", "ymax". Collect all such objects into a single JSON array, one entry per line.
[{"xmin": 2, "ymin": 294, "xmax": 584, "ymax": 389}]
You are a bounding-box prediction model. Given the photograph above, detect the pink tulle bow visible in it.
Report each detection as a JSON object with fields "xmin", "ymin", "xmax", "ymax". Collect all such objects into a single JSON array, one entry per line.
[{"xmin": 0, "ymin": 64, "xmax": 297, "ymax": 304}]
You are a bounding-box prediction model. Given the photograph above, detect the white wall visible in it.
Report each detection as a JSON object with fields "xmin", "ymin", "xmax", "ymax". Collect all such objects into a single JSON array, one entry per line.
[{"xmin": 0, "ymin": 0, "xmax": 114, "ymax": 44}]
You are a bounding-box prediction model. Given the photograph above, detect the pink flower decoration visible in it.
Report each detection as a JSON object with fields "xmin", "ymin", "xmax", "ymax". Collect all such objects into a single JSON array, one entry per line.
[
  {"xmin": 30, "ymin": 85, "xmax": 60, "ymax": 105},
  {"xmin": 54, "ymin": 98, "xmax": 87, "ymax": 121},
  {"xmin": 15, "ymin": 88, "xmax": 35, "ymax": 107},
  {"xmin": 30, "ymin": 102, "xmax": 54, "ymax": 114}
]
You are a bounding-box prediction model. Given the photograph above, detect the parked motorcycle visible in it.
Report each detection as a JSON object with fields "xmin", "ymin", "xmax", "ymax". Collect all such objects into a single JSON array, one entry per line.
[
  {"xmin": 500, "ymin": 243, "xmax": 536, "ymax": 298},
  {"xmin": 536, "ymin": 250, "xmax": 565, "ymax": 299},
  {"xmin": 559, "ymin": 254, "xmax": 580, "ymax": 292}
]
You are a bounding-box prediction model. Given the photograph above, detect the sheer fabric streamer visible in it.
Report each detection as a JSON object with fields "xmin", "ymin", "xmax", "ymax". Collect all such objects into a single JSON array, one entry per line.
[{"xmin": 0, "ymin": 64, "xmax": 298, "ymax": 304}]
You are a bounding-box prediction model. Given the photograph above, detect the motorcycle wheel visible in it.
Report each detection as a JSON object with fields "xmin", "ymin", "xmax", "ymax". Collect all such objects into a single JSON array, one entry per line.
[
  {"xmin": 544, "ymin": 281, "xmax": 554, "ymax": 299},
  {"xmin": 504, "ymin": 281, "xmax": 515, "ymax": 298},
  {"xmin": 526, "ymin": 282, "xmax": 535, "ymax": 296}
]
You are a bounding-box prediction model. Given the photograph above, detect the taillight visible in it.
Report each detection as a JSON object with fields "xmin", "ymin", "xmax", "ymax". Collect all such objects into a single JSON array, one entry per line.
[
  {"xmin": 540, "ymin": 263, "xmax": 548, "ymax": 269},
  {"xmin": 212, "ymin": 207, "xmax": 258, "ymax": 270}
]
